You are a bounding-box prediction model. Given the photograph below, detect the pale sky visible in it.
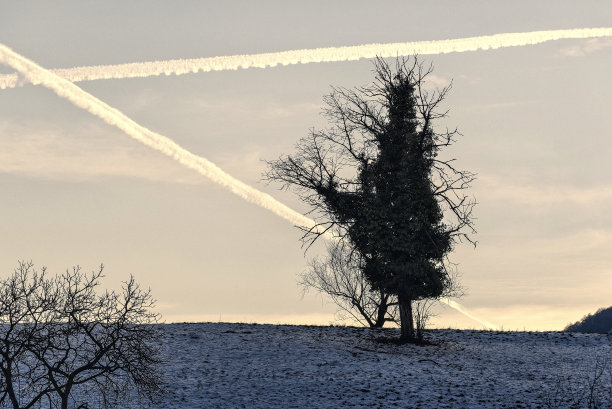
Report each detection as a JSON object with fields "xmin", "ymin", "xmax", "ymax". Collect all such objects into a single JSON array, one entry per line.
[{"xmin": 1, "ymin": 1, "xmax": 611, "ymax": 330}]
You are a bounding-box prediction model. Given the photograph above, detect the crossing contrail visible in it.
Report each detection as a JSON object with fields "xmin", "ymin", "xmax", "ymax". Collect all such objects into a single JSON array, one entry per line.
[
  {"xmin": 0, "ymin": 43, "xmax": 321, "ymax": 238},
  {"xmin": 1, "ymin": 27, "xmax": 611, "ymax": 89},
  {"xmin": 442, "ymin": 299, "xmax": 499, "ymax": 330},
  {"xmin": 0, "ymin": 42, "xmax": 494, "ymax": 327}
]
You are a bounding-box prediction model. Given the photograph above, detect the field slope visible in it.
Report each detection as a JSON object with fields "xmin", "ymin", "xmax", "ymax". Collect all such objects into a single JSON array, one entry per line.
[{"xmin": 154, "ymin": 323, "xmax": 611, "ymax": 408}]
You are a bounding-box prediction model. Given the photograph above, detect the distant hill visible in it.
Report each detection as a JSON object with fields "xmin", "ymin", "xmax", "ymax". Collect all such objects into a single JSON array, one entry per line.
[{"xmin": 565, "ymin": 306, "xmax": 612, "ymax": 333}]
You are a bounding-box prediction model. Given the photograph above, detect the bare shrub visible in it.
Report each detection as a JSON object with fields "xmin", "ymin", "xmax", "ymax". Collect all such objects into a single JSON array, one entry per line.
[
  {"xmin": 544, "ymin": 349, "xmax": 612, "ymax": 409},
  {"xmin": 413, "ymin": 263, "xmax": 464, "ymax": 342},
  {"xmin": 300, "ymin": 242, "xmax": 397, "ymax": 328},
  {"xmin": 0, "ymin": 261, "xmax": 164, "ymax": 409},
  {"xmin": 413, "ymin": 298, "xmax": 436, "ymax": 342}
]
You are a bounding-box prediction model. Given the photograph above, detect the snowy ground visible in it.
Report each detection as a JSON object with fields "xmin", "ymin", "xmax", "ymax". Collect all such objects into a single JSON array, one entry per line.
[{"xmin": 150, "ymin": 323, "xmax": 612, "ymax": 409}]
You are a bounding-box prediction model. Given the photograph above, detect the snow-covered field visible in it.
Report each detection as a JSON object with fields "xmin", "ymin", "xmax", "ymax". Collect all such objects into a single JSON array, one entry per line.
[{"xmin": 153, "ymin": 323, "xmax": 612, "ymax": 409}]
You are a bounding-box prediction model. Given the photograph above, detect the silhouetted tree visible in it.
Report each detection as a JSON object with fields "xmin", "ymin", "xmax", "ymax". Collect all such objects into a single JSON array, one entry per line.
[
  {"xmin": 300, "ymin": 241, "xmax": 398, "ymax": 328},
  {"xmin": 301, "ymin": 238, "xmax": 464, "ymax": 335},
  {"xmin": 266, "ymin": 57, "xmax": 475, "ymax": 343},
  {"xmin": 0, "ymin": 261, "xmax": 164, "ymax": 409}
]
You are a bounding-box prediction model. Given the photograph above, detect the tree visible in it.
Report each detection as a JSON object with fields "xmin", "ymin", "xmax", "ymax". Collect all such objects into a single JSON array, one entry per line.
[
  {"xmin": 266, "ymin": 57, "xmax": 475, "ymax": 343},
  {"xmin": 300, "ymin": 241, "xmax": 398, "ymax": 328},
  {"xmin": 0, "ymin": 261, "xmax": 164, "ymax": 409},
  {"xmin": 301, "ymin": 236, "xmax": 464, "ymax": 335}
]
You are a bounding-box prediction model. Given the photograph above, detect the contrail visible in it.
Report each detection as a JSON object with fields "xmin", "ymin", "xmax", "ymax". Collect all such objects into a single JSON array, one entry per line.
[
  {"xmin": 0, "ymin": 43, "xmax": 321, "ymax": 237},
  {"xmin": 1, "ymin": 27, "xmax": 611, "ymax": 89},
  {"xmin": 0, "ymin": 43, "xmax": 490, "ymax": 326},
  {"xmin": 441, "ymin": 299, "xmax": 498, "ymax": 330}
]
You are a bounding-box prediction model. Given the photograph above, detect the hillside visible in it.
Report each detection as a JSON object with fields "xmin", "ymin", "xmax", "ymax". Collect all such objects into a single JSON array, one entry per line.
[
  {"xmin": 565, "ymin": 306, "xmax": 612, "ymax": 334},
  {"xmin": 145, "ymin": 323, "xmax": 612, "ymax": 409}
]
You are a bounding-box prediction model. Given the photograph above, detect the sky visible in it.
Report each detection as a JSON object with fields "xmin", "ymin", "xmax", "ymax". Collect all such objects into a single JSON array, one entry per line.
[{"xmin": 1, "ymin": 1, "xmax": 611, "ymax": 330}]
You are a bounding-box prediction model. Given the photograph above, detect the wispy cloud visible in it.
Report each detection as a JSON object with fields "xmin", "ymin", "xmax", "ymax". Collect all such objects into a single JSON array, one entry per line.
[
  {"xmin": 520, "ymin": 228, "xmax": 612, "ymax": 262},
  {"xmin": 193, "ymin": 99, "xmax": 320, "ymax": 120},
  {"xmin": 559, "ymin": 37, "xmax": 612, "ymax": 57},
  {"xmin": 478, "ymin": 175, "xmax": 612, "ymax": 206},
  {"xmin": 0, "ymin": 121, "xmax": 205, "ymax": 183}
]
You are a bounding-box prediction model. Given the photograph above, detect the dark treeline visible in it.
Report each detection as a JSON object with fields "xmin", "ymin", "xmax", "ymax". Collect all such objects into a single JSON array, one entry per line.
[{"xmin": 565, "ymin": 306, "xmax": 612, "ymax": 333}]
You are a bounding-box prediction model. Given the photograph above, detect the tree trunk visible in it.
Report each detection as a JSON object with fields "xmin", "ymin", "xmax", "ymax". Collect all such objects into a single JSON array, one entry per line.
[
  {"xmin": 373, "ymin": 291, "xmax": 389, "ymax": 328},
  {"xmin": 3, "ymin": 367, "xmax": 20, "ymax": 409},
  {"xmin": 398, "ymin": 293, "xmax": 415, "ymax": 343},
  {"xmin": 61, "ymin": 381, "xmax": 73, "ymax": 409}
]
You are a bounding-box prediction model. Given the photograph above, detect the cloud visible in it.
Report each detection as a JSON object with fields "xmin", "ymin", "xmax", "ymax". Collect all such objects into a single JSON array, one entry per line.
[
  {"xmin": 193, "ymin": 99, "xmax": 320, "ymax": 120},
  {"xmin": 559, "ymin": 38, "xmax": 612, "ymax": 57},
  {"xmin": 477, "ymin": 175, "xmax": 612, "ymax": 206},
  {"xmin": 0, "ymin": 120, "xmax": 205, "ymax": 184}
]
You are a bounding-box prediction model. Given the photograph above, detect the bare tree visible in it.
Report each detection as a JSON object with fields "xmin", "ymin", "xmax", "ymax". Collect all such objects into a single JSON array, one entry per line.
[
  {"xmin": 300, "ymin": 241, "xmax": 398, "ymax": 328},
  {"xmin": 0, "ymin": 262, "xmax": 58, "ymax": 409},
  {"xmin": 0, "ymin": 261, "xmax": 164, "ymax": 409},
  {"xmin": 412, "ymin": 298, "xmax": 435, "ymax": 343}
]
